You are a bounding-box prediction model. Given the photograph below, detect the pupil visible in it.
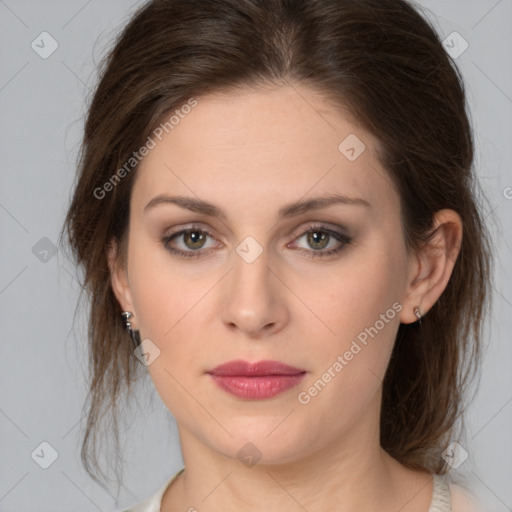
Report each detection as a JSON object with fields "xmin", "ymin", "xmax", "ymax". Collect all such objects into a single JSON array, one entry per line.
[
  {"xmin": 309, "ymin": 231, "xmax": 328, "ymax": 249},
  {"xmin": 186, "ymin": 231, "xmax": 205, "ymax": 249}
]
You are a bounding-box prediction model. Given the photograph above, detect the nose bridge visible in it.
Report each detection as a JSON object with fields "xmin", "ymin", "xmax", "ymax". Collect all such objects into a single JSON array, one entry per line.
[
  {"xmin": 220, "ymin": 238, "xmax": 287, "ymax": 336},
  {"xmin": 231, "ymin": 241, "xmax": 273, "ymax": 307}
]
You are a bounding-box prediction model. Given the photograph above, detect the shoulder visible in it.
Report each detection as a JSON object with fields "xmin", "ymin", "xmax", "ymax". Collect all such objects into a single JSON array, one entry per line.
[
  {"xmin": 121, "ymin": 493, "xmax": 159, "ymax": 512},
  {"xmin": 121, "ymin": 468, "xmax": 185, "ymax": 512},
  {"xmin": 449, "ymin": 482, "xmax": 484, "ymax": 512}
]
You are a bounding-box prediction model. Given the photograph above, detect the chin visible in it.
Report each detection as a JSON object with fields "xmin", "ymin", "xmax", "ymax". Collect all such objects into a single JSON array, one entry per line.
[{"xmin": 210, "ymin": 420, "xmax": 315, "ymax": 467}]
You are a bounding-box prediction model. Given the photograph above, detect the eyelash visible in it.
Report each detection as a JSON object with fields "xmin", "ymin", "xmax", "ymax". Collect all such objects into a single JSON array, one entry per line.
[{"xmin": 161, "ymin": 223, "xmax": 352, "ymax": 260}]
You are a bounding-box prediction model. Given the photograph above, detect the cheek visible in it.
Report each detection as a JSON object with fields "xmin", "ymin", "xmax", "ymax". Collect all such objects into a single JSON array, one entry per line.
[
  {"xmin": 299, "ymin": 240, "xmax": 406, "ymax": 349},
  {"xmin": 126, "ymin": 233, "xmax": 194, "ymax": 342},
  {"xmin": 126, "ymin": 240, "xmax": 209, "ymax": 417},
  {"xmin": 294, "ymin": 235, "xmax": 406, "ymax": 407}
]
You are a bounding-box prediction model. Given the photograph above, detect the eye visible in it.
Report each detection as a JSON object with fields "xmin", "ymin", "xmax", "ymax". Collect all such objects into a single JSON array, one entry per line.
[
  {"xmin": 289, "ymin": 224, "xmax": 352, "ymax": 259},
  {"xmin": 161, "ymin": 223, "xmax": 351, "ymax": 260},
  {"xmin": 161, "ymin": 225, "xmax": 220, "ymax": 259}
]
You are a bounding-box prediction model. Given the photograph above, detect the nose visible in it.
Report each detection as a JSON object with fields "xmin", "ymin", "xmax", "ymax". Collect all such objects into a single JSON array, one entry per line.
[{"xmin": 220, "ymin": 246, "xmax": 289, "ymax": 339}]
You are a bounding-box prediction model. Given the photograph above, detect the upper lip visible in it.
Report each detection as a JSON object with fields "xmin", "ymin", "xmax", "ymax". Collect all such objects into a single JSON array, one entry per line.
[{"xmin": 207, "ymin": 359, "xmax": 306, "ymax": 376}]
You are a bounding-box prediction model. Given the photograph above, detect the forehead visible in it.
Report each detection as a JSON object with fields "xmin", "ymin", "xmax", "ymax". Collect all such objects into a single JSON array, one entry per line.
[{"xmin": 132, "ymin": 85, "xmax": 398, "ymax": 220}]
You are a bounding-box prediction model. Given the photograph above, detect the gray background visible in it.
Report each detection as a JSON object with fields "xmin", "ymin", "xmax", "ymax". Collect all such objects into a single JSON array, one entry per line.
[{"xmin": 0, "ymin": 1, "xmax": 510, "ymax": 511}]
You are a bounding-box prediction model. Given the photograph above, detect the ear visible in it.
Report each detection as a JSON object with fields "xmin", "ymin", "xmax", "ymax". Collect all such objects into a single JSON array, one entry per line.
[
  {"xmin": 399, "ymin": 209, "xmax": 463, "ymax": 324},
  {"xmin": 107, "ymin": 238, "xmax": 135, "ymax": 315}
]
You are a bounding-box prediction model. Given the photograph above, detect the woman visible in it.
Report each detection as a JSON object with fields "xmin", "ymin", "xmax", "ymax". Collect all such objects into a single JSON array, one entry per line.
[{"xmin": 62, "ymin": 0, "xmax": 493, "ymax": 510}]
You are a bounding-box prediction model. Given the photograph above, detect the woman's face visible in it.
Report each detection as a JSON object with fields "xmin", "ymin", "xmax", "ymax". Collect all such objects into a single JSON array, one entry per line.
[{"xmin": 112, "ymin": 84, "xmax": 418, "ymax": 465}]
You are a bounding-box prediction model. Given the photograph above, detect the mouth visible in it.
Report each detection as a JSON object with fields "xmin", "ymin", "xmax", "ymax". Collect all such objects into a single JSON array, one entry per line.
[{"xmin": 206, "ymin": 359, "xmax": 307, "ymax": 400}]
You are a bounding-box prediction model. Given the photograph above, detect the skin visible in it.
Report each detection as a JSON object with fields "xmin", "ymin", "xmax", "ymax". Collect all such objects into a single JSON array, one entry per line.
[{"xmin": 109, "ymin": 84, "xmax": 463, "ymax": 512}]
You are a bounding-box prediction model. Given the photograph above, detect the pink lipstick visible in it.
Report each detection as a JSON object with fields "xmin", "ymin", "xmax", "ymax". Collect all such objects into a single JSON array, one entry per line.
[{"xmin": 207, "ymin": 360, "xmax": 306, "ymax": 399}]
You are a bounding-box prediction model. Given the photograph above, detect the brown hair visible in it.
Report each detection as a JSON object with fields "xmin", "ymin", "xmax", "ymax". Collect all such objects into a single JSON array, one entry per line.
[{"xmin": 61, "ymin": 0, "xmax": 493, "ymax": 487}]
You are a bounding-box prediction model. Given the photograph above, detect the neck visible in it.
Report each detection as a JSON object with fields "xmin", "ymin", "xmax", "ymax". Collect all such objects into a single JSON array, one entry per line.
[{"xmin": 162, "ymin": 397, "xmax": 433, "ymax": 512}]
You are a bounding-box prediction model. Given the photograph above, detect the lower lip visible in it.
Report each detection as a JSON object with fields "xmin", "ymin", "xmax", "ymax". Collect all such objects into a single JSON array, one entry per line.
[{"xmin": 208, "ymin": 373, "xmax": 306, "ymax": 399}]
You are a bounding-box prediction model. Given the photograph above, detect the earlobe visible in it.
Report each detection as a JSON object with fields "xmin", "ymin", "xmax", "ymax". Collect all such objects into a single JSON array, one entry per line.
[{"xmin": 399, "ymin": 209, "xmax": 463, "ymax": 324}]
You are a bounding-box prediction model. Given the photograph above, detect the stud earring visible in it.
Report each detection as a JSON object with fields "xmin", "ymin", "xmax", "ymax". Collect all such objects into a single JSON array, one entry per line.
[
  {"xmin": 121, "ymin": 311, "xmax": 141, "ymax": 348},
  {"xmin": 414, "ymin": 306, "xmax": 422, "ymax": 324}
]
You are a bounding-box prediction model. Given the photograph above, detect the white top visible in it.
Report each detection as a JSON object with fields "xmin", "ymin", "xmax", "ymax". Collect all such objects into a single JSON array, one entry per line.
[{"xmin": 122, "ymin": 470, "xmax": 481, "ymax": 512}]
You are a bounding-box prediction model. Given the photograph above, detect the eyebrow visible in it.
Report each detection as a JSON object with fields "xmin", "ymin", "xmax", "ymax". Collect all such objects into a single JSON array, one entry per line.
[{"xmin": 144, "ymin": 193, "xmax": 371, "ymax": 220}]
